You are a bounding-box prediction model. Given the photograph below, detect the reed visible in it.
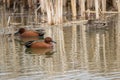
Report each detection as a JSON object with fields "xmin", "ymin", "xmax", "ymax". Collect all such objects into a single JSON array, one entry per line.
[
  {"xmin": 1, "ymin": 0, "xmax": 120, "ymax": 26},
  {"xmin": 86, "ymin": 0, "xmax": 94, "ymax": 9},
  {"xmin": 55, "ymin": 0, "xmax": 63, "ymax": 24},
  {"xmin": 116, "ymin": 0, "xmax": 120, "ymax": 12},
  {"xmin": 45, "ymin": 0, "xmax": 53, "ymax": 25},
  {"xmin": 80, "ymin": 0, "xmax": 85, "ymax": 18},
  {"xmin": 28, "ymin": 0, "xmax": 33, "ymax": 8},
  {"xmin": 7, "ymin": 0, "xmax": 10, "ymax": 8},
  {"xmin": 102, "ymin": 0, "xmax": 106, "ymax": 12},
  {"xmin": 40, "ymin": 0, "xmax": 46, "ymax": 14},
  {"xmin": 71, "ymin": 0, "xmax": 77, "ymax": 19},
  {"xmin": 59, "ymin": 0, "xmax": 63, "ymax": 23},
  {"xmin": 20, "ymin": 2, "xmax": 24, "ymax": 25},
  {"xmin": 35, "ymin": 5, "xmax": 41, "ymax": 24},
  {"xmin": 95, "ymin": 0, "xmax": 99, "ymax": 19},
  {"xmin": 3, "ymin": 0, "xmax": 5, "ymax": 3},
  {"xmin": 7, "ymin": 16, "xmax": 10, "ymax": 26},
  {"xmin": 112, "ymin": 0, "xmax": 118, "ymax": 10},
  {"xmin": 101, "ymin": 0, "xmax": 106, "ymax": 19}
]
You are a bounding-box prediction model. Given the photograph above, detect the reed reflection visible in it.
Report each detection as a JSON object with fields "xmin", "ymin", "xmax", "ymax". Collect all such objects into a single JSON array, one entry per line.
[
  {"xmin": 79, "ymin": 24, "xmax": 88, "ymax": 69},
  {"xmin": 116, "ymin": 14, "xmax": 120, "ymax": 71},
  {"xmin": 0, "ymin": 15, "xmax": 120, "ymax": 80},
  {"xmin": 86, "ymin": 16, "xmax": 117, "ymax": 72}
]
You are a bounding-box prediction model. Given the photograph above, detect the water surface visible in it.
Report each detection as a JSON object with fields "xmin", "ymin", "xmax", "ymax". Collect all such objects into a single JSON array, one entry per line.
[{"xmin": 0, "ymin": 15, "xmax": 120, "ymax": 80}]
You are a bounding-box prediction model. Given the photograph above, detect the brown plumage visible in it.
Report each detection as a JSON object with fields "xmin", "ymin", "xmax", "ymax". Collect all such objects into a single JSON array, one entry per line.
[
  {"xmin": 25, "ymin": 37, "xmax": 56, "ymax": 48},
  {"xmin": 16, "ymin": 28, "xmax": 45, "ymax": 38}
]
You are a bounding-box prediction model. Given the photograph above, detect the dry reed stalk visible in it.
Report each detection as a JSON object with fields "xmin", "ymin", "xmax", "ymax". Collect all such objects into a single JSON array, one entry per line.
[
  {"xmin": 27, "ymin": 8, "xmax": 32, "ymax": 24},
  {"xmin": 49, "ymin": 0, "xmax": 54, "ymax": 19},
  {"xmin": 45, "ymin": 0, "xmax": 53, "ymax": 25},
  {"xmin": 28, "ymin": 0, "xmax": 32, "ymax": 8},
  {"xmin": 63, "ymin": 0, "xmax": 67, "ymax": 21},
  {"xmin": 54, "ymin": 0, "xmax": 58, "ymax": 24},
  {"xmin": 45, "ymin": 0, "xmax": 51, "ymax": 24},
  {"xmin": 113, "ymin": 0, "xmax": 118, "ymax": 10},
  {"xmin": 33, "ymin": 0, "xmax": 37, "ymax": 5},
  {"xmin": 79, "ymin": 0, "xmax": 85, "ymax": 18},
  {"xmin": 13, "ymin": 0, "xmax": 16, "ymax": 11},
  {"xmin": 33, "ymin": 0, "xmax": 38, "ymax": 9},
  {"xmin": 40, "ymin": 0, "xmax": 46, "ymax": 13},
  {"xmin": 63, "ymin": 0, "xmax": 67, "ymax": 8},
  {"xmin": 86, "ymin": 0, "xmax": 90, "ymax": 9},
  {"xmin": 95, "ymin": 0, "xmax": 99, "ymax": 19},
  {"xmin": 101, "ymin": 0, "xmax": 106, "ymax": 19},
  {"xmin": 3, "ymin": 0, "xmax": 6, "ymax": 3},
  {"xmin": 101, "ymin": 0, "xmax": 106, "ymax": 11},
  {"xmin": 35, "ymin": 5, "xmax": 41, "ymax": 24},
  {"xmin": 20, "ymin": 2, "xmax": 24, "ymax": 25},
  {"xmin": 71, "ymin": 0, "xmax": 77, "ymax": 19},
  {"xmin": 7, "ymin": 16, "xmax": 10, "ymax": 26},
  {"xmin": 59, "ymin": 0, "xmax": 63, "ymax": 23},
  {"xmin": 7, "ymin": 0, "xmax": 10, "ymax": 8},
  {"xmin": 116, "ymin": 0, "xmax": 120, "ymax": 12},
  {"xmin": 86, "ymin": 0, "xmax": 94, "ymax": 9},
  {"xmin": 55, "ymin": 0, "xmax": 63, "ymax": 24}
]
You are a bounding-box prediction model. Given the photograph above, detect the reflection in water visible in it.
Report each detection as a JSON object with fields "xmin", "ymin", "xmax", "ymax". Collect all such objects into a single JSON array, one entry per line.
[
  {"xmin": 0, "ymin": 15, "xmax": 120, "ymax": 80},
  {"xmin": 25, "ymin": 48, "xmax": 55, "ymax": 58}
]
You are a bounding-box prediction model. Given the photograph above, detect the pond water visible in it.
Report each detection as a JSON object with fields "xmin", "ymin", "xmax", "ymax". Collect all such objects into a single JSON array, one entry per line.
[{"xmin": 0, "ymin": 15, "xmax": 120, "ymax": 80}]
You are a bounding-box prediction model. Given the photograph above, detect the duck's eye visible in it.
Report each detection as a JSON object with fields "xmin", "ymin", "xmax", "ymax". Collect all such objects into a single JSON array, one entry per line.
[{"xmin": 28, "ymin": 43, "xmax": 32, "ymax": 46}]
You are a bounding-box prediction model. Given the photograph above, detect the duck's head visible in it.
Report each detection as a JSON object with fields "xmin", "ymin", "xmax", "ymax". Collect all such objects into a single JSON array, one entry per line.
[
  {"xmin": 44, "ymin": 37, "xmax": 56, "ymax": 44},
  {"xmin": 18, "ymin": 28, "xmax": 26, "ymax": 34},
  {"xmin": 25, "ymin": 41, "xmax": 34, "ymax": 48},
  {"xmin": 15, "ymin": 28, "xmax": 26, "ymax": 35}
]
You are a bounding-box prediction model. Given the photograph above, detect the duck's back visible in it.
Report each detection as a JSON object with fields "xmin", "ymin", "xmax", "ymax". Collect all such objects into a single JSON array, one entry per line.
[
  {"xmin": 21, "ymin": 31, "xmax": 39, "ymax": 37},
  {"xmin": 31, "ymin": 42, "xmax": 53, "ymax": 48}
]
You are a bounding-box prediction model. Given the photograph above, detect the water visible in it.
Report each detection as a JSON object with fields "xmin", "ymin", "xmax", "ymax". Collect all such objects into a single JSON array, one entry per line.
[{"xmin": 0, "ymin": 15, "xmax": 120, "ymax": 80}]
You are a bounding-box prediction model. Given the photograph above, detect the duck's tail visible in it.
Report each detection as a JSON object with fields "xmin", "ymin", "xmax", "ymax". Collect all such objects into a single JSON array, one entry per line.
[
  {"xmin": 25, "ymin": 41, "xmax": 34, "ymax": 48},
  {"xmin": 36, "ymin": 29, "xmax": 45, "ymax": 38}
]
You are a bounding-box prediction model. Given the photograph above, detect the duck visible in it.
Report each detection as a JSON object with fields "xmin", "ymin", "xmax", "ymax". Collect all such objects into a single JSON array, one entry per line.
[
  {"xmin": 15, "ymin": 28, "xmax": 45, "ymax": 39},
  {"xmin": 25, "ymin": 37, "xmax": 56, "ymax": 48}
]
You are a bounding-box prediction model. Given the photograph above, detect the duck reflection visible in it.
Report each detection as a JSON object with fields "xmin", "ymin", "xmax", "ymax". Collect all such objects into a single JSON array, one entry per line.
[
  {"xmin": 24, "ymin": 37, "xmax": 56, "ymax": 57},
  {"xmin": 25, "ymin": 48, "xmax": 55, "ymax": 57}
]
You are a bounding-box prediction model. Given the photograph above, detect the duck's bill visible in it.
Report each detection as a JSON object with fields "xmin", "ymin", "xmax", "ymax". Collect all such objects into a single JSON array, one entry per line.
[
  {"xmin": 52, "ymin": 41, "xmax": 56, "ymax": 43},
  {"xmin": 14, "ymin": 32, "xmax": 19, "ymax": 35}
]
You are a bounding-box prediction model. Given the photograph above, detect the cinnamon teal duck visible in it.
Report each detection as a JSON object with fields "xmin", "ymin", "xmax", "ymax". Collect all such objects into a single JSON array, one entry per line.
[{"xmin": 25, "ymin": 37, "xmax": 56, "ymax": 48}]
